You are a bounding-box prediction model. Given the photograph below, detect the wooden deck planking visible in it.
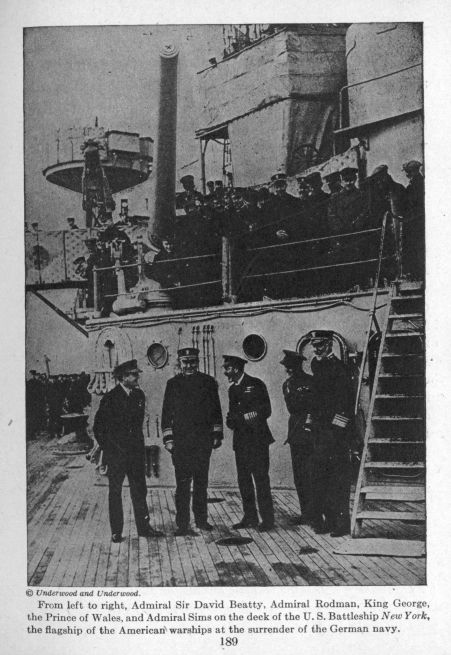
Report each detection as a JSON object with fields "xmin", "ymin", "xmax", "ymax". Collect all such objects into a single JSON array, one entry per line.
[
  {"xmin": 273, "ymin": 491, "xmax": 352, "ymax": 586},
  {"xmin": 27, "ymin": 455, "xmax": 426, "ymax": 587},
  {"xmin": 162, "ymin": 489, "xmax": 199, "ymax": 586},
  {"xmin": 28, "ymin": 487, "xmax": 75, "ymax": 582},
  {"xmin": 145, "ymin": 490, "xmax": 164, "ymax": 587},
  {"xmin": 60, "ymin": 465, "xmax": 103, "ymax": 586},
  {"xmin": 219, "ymin": 490, "xmax": 293, "ymax": 586},
  {"xmin": 206, "ymin": 492, "xmax": 254, "ymax": 586},
  {"xmin": 219, "ymin": 491, "xmax": 278, "ymax": 586},
  {"xmin": 197, "ymin": 496, "xmax": 252, "ymax": 587},
  {"xmin": 281, "ymin": 490, "xmax": 383, "ymax": 586},
  {"xmin": 115, "ymin": 498, "xmax": 133, "ymax": 587},
  {"xmin": 38, "ymin": 481, "xmax": 87, "ymax": 586},
  {"xmin": 75, "ymin": 487, "xmax": 108, "ymax": 586},
  {"xmin": 224, "ymin": 491, "xmax": 305, "ymax": 586},
  {"xmin": 155, "ymin": 488, "xmax": 186, "ymax": 586}
]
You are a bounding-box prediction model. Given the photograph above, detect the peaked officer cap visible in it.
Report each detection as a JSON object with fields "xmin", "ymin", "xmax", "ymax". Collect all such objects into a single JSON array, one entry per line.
[
  {"xmin": 402, "ymin": 160, "xmax": 422, "ymax": 173},
  {"xmin": 113, "ymin": 359, "xmax": 142, "ymax": 378},
  {"xmin": 309, "ymin": 330, "xmax": 334, "ymax": 343},
  {"xmin": 180, "ymin": 174, "xmax": 194, "ymax": 185},
  {"xmin": 369, "ymin": 164, "xmax": 388, "ymax": 178},
  {"xmin": 280, "ymin": 349, "xmax": 306, "ymax": 367},
  {"xmin": 177, "ymin": 347, "xmax": 199, "ymax": 359},
  {"xmin": 340, "ymin": 166, "xmax": 358, "ymax": 179},
  {"xmin": 223, "ymin": 353, "xmax": 248, "ymax": 367}
]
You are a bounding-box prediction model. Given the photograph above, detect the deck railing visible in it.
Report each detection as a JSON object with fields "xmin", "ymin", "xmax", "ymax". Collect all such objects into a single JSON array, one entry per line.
[{"xmin": 85, "ymin": 212, "xmax": 396, "ymax": 316}]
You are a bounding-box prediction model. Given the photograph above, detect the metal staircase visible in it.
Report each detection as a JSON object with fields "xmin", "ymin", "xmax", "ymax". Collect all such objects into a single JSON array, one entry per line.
[{"xmin": 351, "ymin": 282, "xmax": 425, "ymax": 538}]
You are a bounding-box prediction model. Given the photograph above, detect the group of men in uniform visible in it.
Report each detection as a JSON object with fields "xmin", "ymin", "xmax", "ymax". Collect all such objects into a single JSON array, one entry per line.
[
  {"xmin": 160, "ymin": 160, "xmax": 424, "ymax": 306},
  {"xmin": 26, "ymin": 370, "xmax": 91, "ymax": 440},
  {"xmin": 93, "ymin": 329, "xmax": 353, "ymax": 543},
  {"xmin": 79, "ymin": 159, "xmax": 423, "ymax": 314},
  {"xmin": 281, "ymin": 331, "xmax": 353, "ymax": 537}
]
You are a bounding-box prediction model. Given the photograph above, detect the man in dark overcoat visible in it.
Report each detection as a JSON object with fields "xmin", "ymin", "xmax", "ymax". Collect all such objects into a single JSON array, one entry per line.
[
  {"xmin": 161, "ymin": 348, "xmax": 223, "ymax": 536},
  {"xmin": 93, "ymin": 359, "xmax": 163, "ymax": 543},
  {"xmin": 402, "ymin": 160, "xmax": 425, "ymax": 279},
  {"xmin": 280, "ymin": 349, "xmax": 315, "ymax": 526},
  {"xmin": 309, "ymin": 331, "xmax": 353, "ymax": 537},
  {"xmin": 223, "ymin": 354, "xmax": 275, "ymax": 531}
]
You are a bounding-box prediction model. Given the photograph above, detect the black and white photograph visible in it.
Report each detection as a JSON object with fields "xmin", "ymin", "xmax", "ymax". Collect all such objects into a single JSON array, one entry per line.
[{"xmin": 23, "ymin": 21, "xmax": 427, "ymax": 588}]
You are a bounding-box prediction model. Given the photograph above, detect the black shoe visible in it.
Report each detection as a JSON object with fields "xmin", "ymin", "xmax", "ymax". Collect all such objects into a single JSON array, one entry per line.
[
  {"xmin": 258, "ymin": 522, "xmax": 275, "ymax": 532},
  {"xmin": 312, "ymin": 520, "xmax": 329, "ymax": 534},
  {"xmin": 138, "ymin": 525, "xmax": 164, "ymax": 538},
  {"xmin": 174, "ymin": 527, "xmax": 199, "ymax": 537},
  {"xmin": 330, "ymin": 520, "xmax": 350, "ymax": 538},
  {"xmin": 196, "ymin": 522, "xmax": 214, "ymax": 531},
  {"xmin": 232, "ymin": 519, "xmax": 258, "ymax": 530},
  {"xmin": 111, "ymin": 533, "xmax": 123, "ymax": 543},
  {"xmin": 330, "ymin": 527, "xmax": 350, "ymax": 538}
]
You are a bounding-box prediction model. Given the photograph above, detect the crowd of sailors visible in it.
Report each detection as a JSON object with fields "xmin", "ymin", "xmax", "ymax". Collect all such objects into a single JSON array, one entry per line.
[
  {"xmin": 26, "ymin": 370, "xmax": 91, "ymax": 440},
  {"xmin": 67, "ymin": 158, "xmax": 424, "ymax": 313}
]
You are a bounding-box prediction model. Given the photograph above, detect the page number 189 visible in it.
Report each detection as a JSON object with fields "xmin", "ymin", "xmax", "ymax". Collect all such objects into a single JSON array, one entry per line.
[{"xmin": 221, "ymin": 637, "xmax": 238, "ymax": 646}]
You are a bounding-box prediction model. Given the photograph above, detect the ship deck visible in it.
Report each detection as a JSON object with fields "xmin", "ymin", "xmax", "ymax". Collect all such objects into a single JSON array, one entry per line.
[{"xmin": 27, "ymin": 438, "xmax": 425, "ymax": 587}]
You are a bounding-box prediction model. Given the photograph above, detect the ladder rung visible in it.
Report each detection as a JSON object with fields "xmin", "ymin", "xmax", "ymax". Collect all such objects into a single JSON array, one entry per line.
[
  {"xmin": 391, "ymin": 295, "xmax": 424, "ymax": 301},
  {"xmin": 386, "ymin": 331, "xmax": 424, "ymax": 338},
  {"xmin": 379, "ymin": 374, "xmax": 423, "ymax": 378},
  {"xmin": 372, "ymin": 416, "xmax": 423, "ymax": 421},
  {"xmin": 375, "ymin": 394, "xmax": 424, "ymax": 399},
  {"xmin": 381, "ymin": 353, "xmax": 423, "ymax": 358},
  {"xmin": 356, "ymin": 510, "xmax": 425, "ymax": 522},
  {"xmin": 364, "ymin": 461, "xmax": 424, "ymax": 468},
  {"xmin": 369, "ymin": 438, "xmax": 424, "ymax": 444},
  {"xmin": 360, "ymin": 485, "xmax": 425, "ymax": 501},
  {"xmin": 389, "ymin": 313, "xmax": 423, "ymax": 320}
]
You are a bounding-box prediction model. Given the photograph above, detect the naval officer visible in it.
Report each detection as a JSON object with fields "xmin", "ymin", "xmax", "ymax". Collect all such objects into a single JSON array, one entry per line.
[
  {"xmin": 280, "ymin": 349, "xmax": 315, "ymax": 525},
  {"xmin": 161, "ymin": 348, "xmax": 223, "ymax": 536},
  {"xmin": 223, "ymin": 354, "xmax": 275, "ymax": 531},
  {"xmin": 309, "ymin": 331, "xmax": 353, "ymax": 537},
  {"xmin": 93, "ymin": 359, "xmax": 164, "ymax": 543}
]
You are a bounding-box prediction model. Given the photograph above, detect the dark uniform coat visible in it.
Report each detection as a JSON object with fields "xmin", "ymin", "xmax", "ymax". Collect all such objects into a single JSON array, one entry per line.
[
  {"xmin": 404, "ymin": 174, "xmax": 425, "ymax": 279},
  {"xmin": 282, "ymin": 371, "xmax": 315, "ymax": 520},
  {"xmin": 161, "ymin": 372, "xmax": 223, "ymax": 529},
  {"xmin": 93, "ymin": 384, "xmax": 149, "ymax": 535},
  {"xmin": 310, "ymin": 353, "xmax": 353, "ymax": 530},
  {"xmin": 227, "ymin": 373, "xmax": 275, "ymax": 526}
]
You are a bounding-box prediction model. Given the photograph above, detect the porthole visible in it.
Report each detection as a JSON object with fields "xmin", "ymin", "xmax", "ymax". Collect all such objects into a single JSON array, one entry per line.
[
  {"xmin": 242, "ymin": 334, "xmax": 267, "ymax": 362},
  {"xmin": 147, "ymin": 343, "xmax": 169, "ymax": 369}
]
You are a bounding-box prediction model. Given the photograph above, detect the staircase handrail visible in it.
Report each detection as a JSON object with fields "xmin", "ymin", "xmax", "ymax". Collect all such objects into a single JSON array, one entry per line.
[{"xmin": 354, "ymin": 211, "xmax": 389, "ymax": 416}]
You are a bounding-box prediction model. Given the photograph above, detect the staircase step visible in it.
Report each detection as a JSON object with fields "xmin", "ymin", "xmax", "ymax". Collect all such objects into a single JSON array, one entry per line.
[
  {"xmin": 360, "ymin": 485, "xmax": 425, "ymax": 501},
  {"xmin": 388, "ymin": 313, "xmax": 423, "ymax": 320},
  {"xmin": 391, "ymin": 295, "xmax": 423, "ymax": 302},
  {"xmin": 382, "ymin": 353, "xmax": 423, "ymax": 358},
  {"xmin": 364, "ymin": 461, "xmax": 424, "ymax": 469},
  {"xmin": 375, "ymin": 394, "xmax": 424, "ymax": 399},
  {"xmin": 372, "ymin": 416, "xmax": 423, "ymax": 421},
  {"xmin": 369, "ymin": 438, "xmax": 424, "ymax": 444},
  {"xmin": 379, "ymin": 374, "xmax": 423, "ymax": 378},
  {"xmin": 386, "ymin": 331, "xmax": 424, "ymax": 338},
  {"xmin": 356, "ymin": 510, "xmax": 425, "ymax": 522}
]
